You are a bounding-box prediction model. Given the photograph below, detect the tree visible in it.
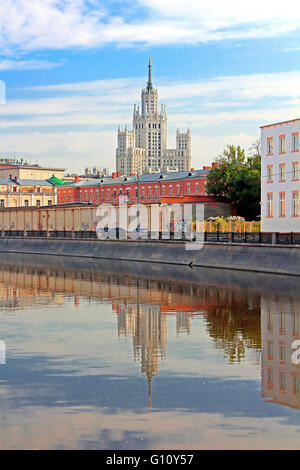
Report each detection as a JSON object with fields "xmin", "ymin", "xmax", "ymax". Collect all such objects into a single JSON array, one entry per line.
[
  {"xmin": 247, "ymin": 139, "xmax": 261, "ymax": 172},
  {"xmin": 206, "ymin": 142, "xmax": 261, "ymax": 220},
  {"xmin": 234, "ymin": 167, "xmax": 261, "ymax": 220}
]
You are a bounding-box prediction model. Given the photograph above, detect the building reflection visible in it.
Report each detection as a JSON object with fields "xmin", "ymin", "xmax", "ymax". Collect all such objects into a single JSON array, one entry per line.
[
  {"xmin": 3, "ymin": 261, "xmax": 299, "ymax": 410},
  {"xmin": 261, "ymin": 296, "xmax": 300, "ymax": 409}
]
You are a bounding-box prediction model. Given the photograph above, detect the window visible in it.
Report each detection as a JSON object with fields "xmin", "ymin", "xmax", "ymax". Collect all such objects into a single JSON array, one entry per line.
[
  {"xmin": 267, "ymin": 138, "xmax": 273, "ymax": 155},
  {"xmin": 141, "ymin": 187, "xmax": 144, "ymax": 199},
  {"xmin": 267, "ymin": 368, "xmax": 273, "ymax": 386},
  {"xmin": 102, "ymin": 190, "xmax": 104, "ymax": 200},
  {"xmin": 154, "ymin": 186, "xmax": 158, "ymax": 198},
  {"xmin": 293, "ymin": 191, "xmax": 299, "ymax": 217},
  {"xmin": 268, "ymin": 342, "xmax": 273, "ymax": 360},
  {"xmin": 162, "ymin": 185, "xmax": 165, "ymax": 196},
  {"xmin": 267, "ymin": 165, "xmax": 273, "ymax": 183},
  {"xmin": 279, "ymin": 135, "xmax": 286, "ymax": 153},
  {"xmin": 0, "ymin": 200, "xmax": 4, "ymax": 207},
  {"xmin": 292, "ymin": 133, "xmax": 299, "ymax": 152},
  {"xmin": 107, "ymin": 189, "xmax": 110, "ymax": 201},
  {"xmin": 279, "ymin": 164, "xmax": 286, "ymax": 181},
  {"xmin": 196, "ymin": 182, "xmax": 199, "ymax": 194},
  {"xmin": 279, "ymin": 192, "xmax": 286, "ymax": 217},
  {"xmin": 293, "ymin": 377, "xmax": 300, "ymax": 394},
  {"xmin": 177, "ymin": 184, "xmax": 180, "ymax": 196},
  {"xmin": 280, "ymin": 312, "xmax": 286, "ymax": 333},
  {"xmin": 293, "ymin": 312, "xmax": 298, "ymax": 335},
  {"xmin": 48, "ymin": 200, "xmax": 52, "ymax": 206},
  {"xmin": 187, "ymin": 183, "xmax": 191, "ymax": 195},
  {"xmin": 267, "ymin": 310, "xmax": 273, "ymax": 331},
  {"xmin": 280, "ymin": 372, "xmax": 286, "ymax": 390},
  {"xmin": 24, "ymin": 200, "xmax": 29, "ymax": 207},
  {"xmin": 292, "ymin": 162, "xmax": 299, "ymax": 180},
  {"xmin": 279, "ymin": 346, "xmax": 285, "ymax": 361},
  {"xmin": 169, "ymin": 185, "xmax": 173, "ymax": 196},
  {"xmin": 36, "ymin": 200, "xmax": 40, "ymax": 207},
  {"xmin": 267, "ymin": 193, "xmax": 273, "ymax": 217}
]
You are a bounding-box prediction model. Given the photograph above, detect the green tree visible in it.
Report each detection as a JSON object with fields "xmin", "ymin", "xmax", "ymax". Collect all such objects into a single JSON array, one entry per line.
[
  {"xmin": 206, "ymin": 143, "xmax": 261, "ymax": 220},
  {"xmin": 234, "ymin": 167, "xmax": 261, "ymax": 220}
]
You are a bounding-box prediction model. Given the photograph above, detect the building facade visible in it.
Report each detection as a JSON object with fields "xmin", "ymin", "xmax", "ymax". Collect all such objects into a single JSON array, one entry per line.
[
  {"xmin": 261, "ymin": 294, "xmax": 300, "ymax": 409},
  {"xmin": 0, "ymin": 163, "xmax": 65, "ymax": 181},
  {"xmin": 57, "ymin": 167, "xmax": 231, "ymax": 219},
  {"xmin": 116, "ymin": 59, "xmax": 191, "ymax": 175},
  {"xmin": 261, "ymin": 118, "xmax": 300, "ymax": 232},
  {"xmin": 0, "ymin": 178, "xmax": 57, "ymax": 208}
]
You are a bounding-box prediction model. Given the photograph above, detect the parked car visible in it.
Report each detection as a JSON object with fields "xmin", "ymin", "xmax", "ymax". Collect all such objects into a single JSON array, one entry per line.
[{"xmin": 96, "ymin": 226, "xmax": 127, "ymax": 240}]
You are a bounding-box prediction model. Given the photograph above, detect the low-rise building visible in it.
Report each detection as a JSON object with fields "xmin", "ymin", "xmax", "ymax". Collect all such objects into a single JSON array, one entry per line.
[
  {"xmin": 56, "ymin": 167, "xmax": 232, "ymax": 218},
  {"xmin": 0, "ymin": 162, "xmax": 65, "ymax": 181},
  {"xmin": 0, "ymin": 178, "xmax": 57, "ymax": 208},
  {"xmin": 261, "ymin": 118, "xmax": 300, "ymax": 232}
]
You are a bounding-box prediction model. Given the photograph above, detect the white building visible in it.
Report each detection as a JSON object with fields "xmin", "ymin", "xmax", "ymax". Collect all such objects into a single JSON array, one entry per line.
[
  {"xmin": 261, "ymin": 294, "xmax": 300, "ymax": 409},
  {"xmin": 116, "ymin": 58, "xmax": 191, "ymax": 176},
  {"xmin": 261, "ymin": 118, "xmax": 300, "ymax": 232}
]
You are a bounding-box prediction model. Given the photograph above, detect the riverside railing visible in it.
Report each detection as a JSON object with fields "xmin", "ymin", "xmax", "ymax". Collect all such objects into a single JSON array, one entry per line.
[{"xmin": 1, "ymin": 230, "xmax": 300, "ymax": 245}]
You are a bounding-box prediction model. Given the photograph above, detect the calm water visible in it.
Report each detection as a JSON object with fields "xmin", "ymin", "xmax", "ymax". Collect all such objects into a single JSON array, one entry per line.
[{"xmin": 0, "ymin": 254, "xmax": 300, "ymax": 450}]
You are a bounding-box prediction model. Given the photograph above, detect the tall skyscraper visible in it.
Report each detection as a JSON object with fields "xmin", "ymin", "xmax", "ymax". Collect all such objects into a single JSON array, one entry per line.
[{"xmin": 116, "ymin": 58, "xmax": 191, "ymax": 175}]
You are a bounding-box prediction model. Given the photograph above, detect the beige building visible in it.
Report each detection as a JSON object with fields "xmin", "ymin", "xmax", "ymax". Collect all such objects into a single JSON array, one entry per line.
[
  {"xmin": 261, "ymin": 295, "xmax": 300, "ymax": 409},
  {"xmin": 0, "ymin": 164, "xmax": 65, "ymax": 181},
  {"xmin": 0, "ymin": 178, "xmax": 57, "ymax": 208},
  {"xmin": 116, "ymin": 58, "xmax": 192, "ymax": 175}
]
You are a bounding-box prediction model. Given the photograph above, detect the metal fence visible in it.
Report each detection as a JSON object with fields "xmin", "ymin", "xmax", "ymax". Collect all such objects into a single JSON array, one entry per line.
[{"xmin": 1, "ymin": 230, "xmax": 300, "ymax": 245}]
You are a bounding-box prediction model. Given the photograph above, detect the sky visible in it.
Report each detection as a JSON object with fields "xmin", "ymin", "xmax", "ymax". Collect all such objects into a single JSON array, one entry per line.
[{"xmin": 0, "ymin": 0, "xmax": 300, "ymax": 174}]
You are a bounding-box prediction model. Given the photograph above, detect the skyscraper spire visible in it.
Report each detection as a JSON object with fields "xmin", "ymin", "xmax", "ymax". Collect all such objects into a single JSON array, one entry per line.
[{"xmin": 147, "ymin": 57, "xmax": 153, "ymax": 92}]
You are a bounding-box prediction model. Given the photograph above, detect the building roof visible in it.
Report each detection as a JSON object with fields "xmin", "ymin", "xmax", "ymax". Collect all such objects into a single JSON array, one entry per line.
[
  {"xmin": 260, "ymin": 118, "xmax": 300, "ymax": 129},
  {"xmin": 0, "ymin": 162, "xmax": 66, "ymax": 171},
  {"xmin": 0, "ymin": 178, "xmax": 54, "ymax": 186},
  {"xmin": 47, "ymin": 175, "xmax": 68, "ymax": 186},
  {"xmin": 63, "ymin": 169, "xmax": 210, "ymax": 189}
]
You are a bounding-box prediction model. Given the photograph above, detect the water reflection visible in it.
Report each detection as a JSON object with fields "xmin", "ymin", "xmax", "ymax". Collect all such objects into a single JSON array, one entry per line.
[
  {"xmin": 261, "ymin": 296, "xmax": 300, "ymax": 409},
  {"xmin": 0, "ymin": 254, "xmax": 299, "ymax": 449}
]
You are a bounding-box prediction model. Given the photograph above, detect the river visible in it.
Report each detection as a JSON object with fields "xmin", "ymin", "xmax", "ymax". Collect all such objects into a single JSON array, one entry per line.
[{"xmin": 0, "ymin": 253, "xmax": 299, "ymax": 449}]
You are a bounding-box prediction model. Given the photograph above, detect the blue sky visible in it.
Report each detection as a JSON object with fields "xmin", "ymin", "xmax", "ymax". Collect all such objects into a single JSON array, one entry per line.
[{"xmin": 1, "ymin": 0, "xmax": 300, "ymax": 173}]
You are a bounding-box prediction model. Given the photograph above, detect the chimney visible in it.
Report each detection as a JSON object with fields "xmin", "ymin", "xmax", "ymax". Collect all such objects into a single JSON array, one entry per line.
[
  {"xmin": 74, "ymin": 175, "xmax": 80, "ymax": 183},
  {"xmin": 112, "ymin": 172, "xmax": 117, "ymax": 179},
  {"xmin": 191, "ymin": 168, "xmax": 194, "ymax": 171},
  {"xmin": 117, "ymin": 171, "xmax": 121, "ymax": 177},
  {"xmin": 212, "ymin": 163, "xmax": 218, "ymax": 169},
  {"xmin": 203, "ymin": 166, "xmax": 211, "ymax": 170}
]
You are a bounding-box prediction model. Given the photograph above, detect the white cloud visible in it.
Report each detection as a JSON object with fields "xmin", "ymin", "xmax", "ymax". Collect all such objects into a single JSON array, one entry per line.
[
  {"xmin": 0, "ymin": 0, "xmax": 300, "ymax": 53},
  {"xmin": 0, "ymin": 130, "xmax": 116, "ymax": 173},
  {"xmin": 26, "ymin": 70, "xmax": 300, "ymax": 103},
  {"xmin": 1, "ymin": 69, "xmax": 300, "ymax": 172},
  {"xmin": 0, "ymin": 59, "xmax": 62, "ymax": 70}
]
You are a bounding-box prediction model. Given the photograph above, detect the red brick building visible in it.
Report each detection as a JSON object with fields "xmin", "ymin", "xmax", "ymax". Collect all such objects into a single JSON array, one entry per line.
[{"xmin": 57, "ymin": 168, "xmax": 217, "ymax": 204}]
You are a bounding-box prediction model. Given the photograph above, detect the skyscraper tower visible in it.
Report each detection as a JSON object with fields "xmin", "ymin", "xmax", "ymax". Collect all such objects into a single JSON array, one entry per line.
[{"xmin": 116, "ymin": 59, "xmax": 191, "ymax": 175}]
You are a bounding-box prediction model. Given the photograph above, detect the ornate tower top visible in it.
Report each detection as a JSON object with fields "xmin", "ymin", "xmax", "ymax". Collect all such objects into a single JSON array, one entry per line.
[{"xmin": 146, "ymin": 57, "xmax": 153, "ymax": 92}]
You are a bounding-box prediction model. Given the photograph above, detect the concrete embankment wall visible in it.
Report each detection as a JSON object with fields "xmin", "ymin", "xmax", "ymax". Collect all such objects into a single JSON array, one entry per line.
[{"xmin": 0, "ymin": 238, "xmax": 299, "ymax": 276}]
